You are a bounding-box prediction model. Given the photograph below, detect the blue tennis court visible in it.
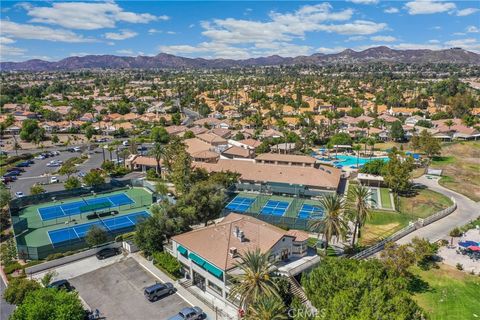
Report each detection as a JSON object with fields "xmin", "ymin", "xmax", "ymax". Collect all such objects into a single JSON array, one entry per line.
[
  {"xmin": 261, "ymin": 200, "xmax": 290, "ymax": 216},
  {"xmin": 48, "ymin": 211, "xmax": 150, "ymax": 246},
  {"xmin": 38, "ymin": 193, "xmax": 134, "ymax": 221},
  {"xmin": 298, "ymin": 204, "xmax": 324, "ymax": 219},
  {"xmin": 226, "ymin": 196, "xmax": 255, "ymax": 213}
]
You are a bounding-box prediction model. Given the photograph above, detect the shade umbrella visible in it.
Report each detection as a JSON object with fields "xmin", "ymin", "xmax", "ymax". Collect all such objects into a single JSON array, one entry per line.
[
  {"xmin": 458, "ymin": 241, "xmax": 478, "ymax": 247},
  {"xmin": 467, "ymin": 246, "xmax": 480, "ymax": 252}
]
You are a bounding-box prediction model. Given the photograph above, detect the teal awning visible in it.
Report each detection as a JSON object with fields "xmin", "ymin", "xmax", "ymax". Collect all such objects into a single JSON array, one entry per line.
[
  {"xmin": 189, "ymin": 252, "xmax": 206, "ymax": 267},
  {"xmin": 204, "ymin": 261, "xmax": 223, "ymax": 279},
  {"xmin": 177, "ymin": 245, "xmax": 188, "ymax": 256}
]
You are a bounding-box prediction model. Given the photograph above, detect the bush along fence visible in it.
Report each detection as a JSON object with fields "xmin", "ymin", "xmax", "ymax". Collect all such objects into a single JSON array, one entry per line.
[{"xmin": 352, "ymin": 197, "xmax": 457, "ymax": 260}]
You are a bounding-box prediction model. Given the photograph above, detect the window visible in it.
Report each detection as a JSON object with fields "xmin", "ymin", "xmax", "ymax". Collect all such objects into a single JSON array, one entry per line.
[{"xmin": 208, "ymin": 280, "xmax": 222, "ymax": 296}]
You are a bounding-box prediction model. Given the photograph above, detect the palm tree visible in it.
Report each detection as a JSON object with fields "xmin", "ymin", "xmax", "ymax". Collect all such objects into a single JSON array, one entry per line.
[
  {"xmin": 444, "ymin": 119, "xmax": 454, "ymax": 131},
  {"xmin": 148, "ymin": 142, "xmax": 166, "ymax": 177},
  {"xmin": 310, "ymin": 194, "xmax": 347, "ymax": 250},
  {"xmin": 346, "ymin": 185, "xmax": 373, "ymax": 247},
  {"xmin": 353, "ymin": 144, "xmax": 362, "ymax": 169},
  {"xmin": 229, "ymin": 248, "xmax": 279, "ymax": 311},
  {"xmin": 247, "ymin": 295, "xmax": 287, "ymax": 320}
]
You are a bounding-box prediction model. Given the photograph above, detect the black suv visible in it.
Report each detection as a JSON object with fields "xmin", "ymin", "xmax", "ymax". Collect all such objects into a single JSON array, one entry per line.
[
  {"xmin": 95, "ymin": 247, "xmax": 120, "ymax": 260},
  {"xmin": 47, "ymin": 279, "xmax": 73, "ymax": 291},
  {"xmin": 144, "ymin": 282, "xmax": 175, "ymax": 301}
]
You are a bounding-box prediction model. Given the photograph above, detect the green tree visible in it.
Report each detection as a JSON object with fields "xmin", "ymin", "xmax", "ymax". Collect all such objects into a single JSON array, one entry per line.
[
  {"xmin": 82, "ymin": 170, "xmax": 105, "ymax": 187},
  {"xmin": 309, "ymin": 194, "xmax": 347, "ymax": 250},
  {"xmin": 247, "ymin": 295, "xmax": 287, "ymax": 320},
  {"xmin": 155, "ymin": 181, "xmax": 169, "ymax": 196},
  {"xmin": 101, "ymin": 160, "xmax": 115, "ymax": 172},
  {"xmin": 390, "ymin": 121, "xmax": 405, "ymax": 141},
  {"xmin": 380, "ymin": 242, "xmax": 416, "ymax": 276},
  {"xmin": 418, "ymin": 129, "xmax": 441, "ymax": 158},
  {"xmin": 51, "ymin": 134, "xmax": 60, "ymax": 144},
  {"xmin": 171, "ymin": 112, "xmax": 181, "ymax": 125},
  {"xmin": 346, "ymin": 185, "xmax": 373, "ymax": 247},
  {"xmin": 10, "ymin": 288, "xmax": 85, "ymax": 320},
  {"xmin": 229, "ymin": 249, "xmax": 279, "ymax": 310},
  {"xmin": 148, "ymin": 142, "xmax": 166, "ymax": 176},
  {"xmin": 19, "ymin": 119, "xmax": 46, "ymax": 142},
  {"xmin": 383, "ymin": 151, "xmax": 414, "ymax": 196},
  {"xmin": 0, "ymin": 185, "xmax": 12, "ymax": 207},
  {"xmin": 183, "ymin": 130, "xmax": 195, "ymax": 139},
  {"xmin": 85, "ymin": 226, "xmax": 108, "ymax": 247},
  {"xmin": 150, "ymin": 126, "xmax": 170, "ymax": 144},
  {"xmin": 30, "ymin": 184, "xmax": 45, "ymax": 195},
  {"xmin": 64, "ymin": 176, "xmax": 81, "ymax": 190},
  {"xmin": 302, "ymin": 258, "xmax": 425, "ymax": 320},
  {"xmin": 3, "ymin": 278, "xmax": 41, "ymax": 305},
  {"xmin": 58, "ymin": 163, "xmax": 77, "ymax": 178},
  {"xmin": 327, "ymin": 133, "xmax": 352, "ymax": 148},
  {"xmin": 170, "ymin": 150, "xmax": 192, "ymax": 195}
]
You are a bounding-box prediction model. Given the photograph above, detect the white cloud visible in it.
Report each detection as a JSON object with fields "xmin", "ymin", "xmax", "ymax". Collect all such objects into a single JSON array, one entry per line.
[
  {"xmin": 160, "ymin": 3, "xmax": 387, "ymax": 59},
  {"xmin": 370, "ymin": 35, "xmax": 397, "ymax": 42},
  {"xmin": 391, "ymin": 42, "xmax": 443, "ymax": 50},
  {"xmin": 384, "ymin": 7, "xmax": 399, "ymax": 14},
  {"xmin": 0, "ymin": 37, "xmax": 16, "ymax": 44},
  {"xmin": 405, "ymin": 0, "xmax": 456, "ymax": 15},
  {"xmin": 428, "ymin": 39, "xmax": 440, "ymax": 43},
  {"xmin": 116, "ymin": 49, "xmax": 144, "ymax": 56},
  {"xmin": 148, "ymin": 28, "xmax": 161, "ymax": 34},
  {"xmin": 347, "ymin": 0, "xmax": 379, "ymax": 4},
  {"xmin": 166, "ymin": 31, "xmax": 176, "ymax": 35},
  {"xmin": 104, "ymin": 30, "xmax": 138, "ymax": 40},
  {"xmin": 0, "ymin": 44, "xmax": 27, "ymax": 60},
  {"xmin": 346, "ymin": 36, "xmax": 367, "ymax": 42},
  {"xmin": 316, "ymin": 46, "xmax": 346, "ymax": 54},
  {"xmin": 456, "ymin": 8, "xmax": 479, "ymax": 16},
  {"xmin": 466, "ymin": 25, "xmax": 479, "ymax": 33},
  {"xmin": 1, "ymin": 20, "xmax": 95, "ymax": 42},
  {"xmin": 24, "ymin": 2, "xmax": 164, "ymax": 30}
]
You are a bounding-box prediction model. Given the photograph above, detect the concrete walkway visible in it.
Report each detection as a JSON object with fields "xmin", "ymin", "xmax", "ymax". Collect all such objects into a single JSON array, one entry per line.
[
  {"xmin": 397, "ymin": 175, "xmax": 480, "ymax": 244},
  {"xmin": 131, "ymin": 253, "xmax": 224, "ymax": 320}
]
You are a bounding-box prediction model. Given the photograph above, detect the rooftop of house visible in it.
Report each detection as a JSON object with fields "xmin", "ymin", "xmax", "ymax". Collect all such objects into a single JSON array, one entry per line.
[
  {"xmin": 172, "ymin": 213, "xmax": 309, "ymax": 271},
  {"xmin": 255, "ymin": 153, "xmax": 317, "ymax": 164}
]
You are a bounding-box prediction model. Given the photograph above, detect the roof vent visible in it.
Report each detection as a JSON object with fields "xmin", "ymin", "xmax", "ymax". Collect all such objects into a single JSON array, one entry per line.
[
  {"xmin": 233, "ymin": 226, "xmax": 240, "ymax": 237},
  {"xmin": 229, "ymin": 247, "xmax": 238, "ymax": 258}
]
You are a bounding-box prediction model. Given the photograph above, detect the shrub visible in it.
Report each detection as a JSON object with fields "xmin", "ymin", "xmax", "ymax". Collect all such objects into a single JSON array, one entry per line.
[
  {"xmin": 3, "ymin": 261, "xmax": 22, "ymax": 275},
  {"xmin": 153, "ymin": 252, "xmax": 182, "ymax": 279},
  {"xmin": 456, "ymin": 263, "xmax": 463, "ymax": 271},
  {"xmin": 46, "ymin": 253, "xmax": 64, "ymax": 261},
  {"xmin": 85, "ymin": 226, "xmax": 108, "ymax": 247},
  {"xmin": 449, "ymin": 227, "xmax": 462, "ymax": 237}
]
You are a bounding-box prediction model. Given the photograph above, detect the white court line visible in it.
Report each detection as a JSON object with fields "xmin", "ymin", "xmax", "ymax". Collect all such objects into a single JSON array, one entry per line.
[
  {"xmin": 122, "ymin": 193, "xmax": 136, "ymax": 205},
  {"xmin": 59, "ymin": 205, "xmax": 67, "ymax": 217},
  {"xmin": 72, "ymin": 227, "xmax": 81, "ymax": 239}
]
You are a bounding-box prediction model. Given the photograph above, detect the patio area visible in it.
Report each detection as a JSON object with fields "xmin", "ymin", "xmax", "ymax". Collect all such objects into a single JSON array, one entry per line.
[{"xmin": 438, "ymin": 228, "xmax": 480, "ymax": 275}]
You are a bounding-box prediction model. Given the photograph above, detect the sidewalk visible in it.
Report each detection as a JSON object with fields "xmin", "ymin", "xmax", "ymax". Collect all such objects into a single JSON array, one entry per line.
[{"xmin": 132, "ymin": 252, "xmax": 231, "ymax": 320}]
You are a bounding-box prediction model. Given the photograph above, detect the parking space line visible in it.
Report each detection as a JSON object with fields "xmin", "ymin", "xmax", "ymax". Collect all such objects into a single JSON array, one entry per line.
[{"xmin": 136, "ymin": 260, "xmax": 194, "ymax": 307}]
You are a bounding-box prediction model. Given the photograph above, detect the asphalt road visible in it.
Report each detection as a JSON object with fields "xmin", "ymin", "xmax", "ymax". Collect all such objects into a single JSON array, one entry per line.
[
  {"xmin": 397, "ymin": 175, "xmax": 480, "ymax": 244},
  {"xmin": 1, "ymin": 277, "xmax": 15, "ymax": 320}
]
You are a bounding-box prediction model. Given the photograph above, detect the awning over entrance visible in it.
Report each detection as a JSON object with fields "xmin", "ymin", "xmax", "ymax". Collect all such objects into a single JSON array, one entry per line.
[
  {"xmin": 204, "ymin": 261, "xmax": 223, "ymax": 279},
  {"xmin": 177, "ymin": 245, "xmax": 188, "ymax": 256},
  {"xmin": 189, "ymin": 252, "xmax": 206, "ymax": 267}
]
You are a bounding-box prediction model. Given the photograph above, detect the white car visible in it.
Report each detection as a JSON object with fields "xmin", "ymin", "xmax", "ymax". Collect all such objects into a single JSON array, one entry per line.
[
  {"xmin": 122, "ymin": 140, "xmax": 129, "ymax": 146},
  {"xmin": 73, "ymin": 147, "xmax": 81, "ymax": 152},
  {"xmin": 46, "ymin": 161, "xmax": 61, "ymax": 167},
  {"xmin": 50, "ymin": 177, "xmax": 59, "ymax": 183},
  {"xmin": 15, "ymin": 191, "xmax": 25, "ymax": 198},
  {"xmin": 35, "ymin": 155, "xmax": 45, "ymax": 160}
]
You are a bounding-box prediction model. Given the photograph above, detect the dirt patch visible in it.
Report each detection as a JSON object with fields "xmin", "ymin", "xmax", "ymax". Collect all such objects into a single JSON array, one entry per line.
[{"xmin": 361, "ymin": 222, "xmax": 400, "ymax": 245}]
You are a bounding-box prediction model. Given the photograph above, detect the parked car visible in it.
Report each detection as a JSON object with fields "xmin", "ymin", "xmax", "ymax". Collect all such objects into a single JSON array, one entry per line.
[
  {"xmin": 144, "ymin": 282, "xmax": 175, "ymax": 301},
  {"xmin": 122, "ymin": 140, "xmax": 129, "ymax": 146},
  {"xmin": 26, "ymin": 159, "xmax": 35, "ymax": 164},
  {"xmin": 73, "ymin": 147, "xmax": 82, "ymax": 152},
  {"xmin": 2, "ymin": 174, "xmax": 17, "ymax": 181},
  {"xmin": 16, "ymin": 161, "xmax": 31, "ymax": 167},
  {"xmin": 1, "ymin": 176, "xmax": 15, "ymax": 183},
  {"xmin": 95, "ymin": 247, "xmax": 120, "ymax": 260},
  {"xmin": 3, "ymin": 171, "xmax": 20, "ymax": 177},
  {"xmin": 168, "ymin": 307, "xmax": 205, "ymax": 320},
  {"xmin": 50, "ymin": 176, "xmax": 59, "ymax": 183},
  {"xmin": 15, "ymin": 191, "xmax": 25, "ymax": 198},
  {"xmin": 47, "ymin": 279, "xmax": 73, "ymax": 291},
  {"xmin": 7, "ymin": 167, "xmax": 24, "ymax": 172},
  {"xmin": 78, "ymin": 171, "xmax": 86, "ymax": 178}
]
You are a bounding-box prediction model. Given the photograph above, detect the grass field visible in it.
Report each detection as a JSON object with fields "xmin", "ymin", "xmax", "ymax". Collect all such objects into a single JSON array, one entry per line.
[
  {"xmin": 430, "ymin": 141, "xmax": 480, "ymax": 201},
  {"xmin": 412, "ymin": 264, "xmax": 480, "ymax": 320},
  {"xmin": 399, "ymin": 189, "xmax": 453, "ymax": 219},
  {"xmin": 360, "ymin": 210, "xmax": 411, "ymax": 246},
  {"xmin": 379, "ymin": 188, "xmax": 392, "ymax": 209}
]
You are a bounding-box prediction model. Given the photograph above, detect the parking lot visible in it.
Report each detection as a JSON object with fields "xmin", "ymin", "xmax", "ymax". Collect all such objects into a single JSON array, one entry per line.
[{"xmin": 70, "ymin": 258, "xmax": 191, "ymax": 320}]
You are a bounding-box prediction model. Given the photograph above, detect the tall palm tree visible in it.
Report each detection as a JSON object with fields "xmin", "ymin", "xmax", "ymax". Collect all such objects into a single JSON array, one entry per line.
[
  {"xmin": 346, "ymin": 185, "xmax": 373, "ymax": 247},
  {"xmin": 353, "ymin": 144, "xmax": 362, "ymax": 169},
  {"xmin": 229, "ymin": 248, "xmax": 279, "ymax": 311},
  {"xmin": 148, "ymin": 142, "xmax": 166, "ymax": 177},
  {"xmin": 247, "ymin": 295, "xmax": 287, "ymax": 320},
  {"xmin": 310, "ymin": 194, "xmax": 347, "ymax": 250}
]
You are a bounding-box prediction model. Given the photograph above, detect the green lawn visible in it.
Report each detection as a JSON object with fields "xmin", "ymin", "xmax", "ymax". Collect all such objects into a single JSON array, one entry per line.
[
  {"xmin": 360, "ymin": 210, "xmax": 411, "ymax": 246},
  {"xmin": 412, "ymin": 264, "xmax": 480, "ymax": 320},
  {"xmin": 399, "ymin": 189, "xmax": 453, "ymax": 219},
  {"xmin": 379, "ymin": 188, "xmax": 392, "ymax": 209}
]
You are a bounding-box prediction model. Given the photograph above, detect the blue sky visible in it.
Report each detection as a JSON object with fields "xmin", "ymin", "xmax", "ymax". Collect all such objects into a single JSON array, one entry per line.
[{"xmin": 1, "ymin": 1, "xmax": 479, "ymax": 62}]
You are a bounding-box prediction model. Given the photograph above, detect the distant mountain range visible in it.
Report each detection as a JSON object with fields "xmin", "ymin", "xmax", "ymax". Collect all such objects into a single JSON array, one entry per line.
[{"xmin": 1, "ymin": 46, "xmax": 479, "ymax": 71}]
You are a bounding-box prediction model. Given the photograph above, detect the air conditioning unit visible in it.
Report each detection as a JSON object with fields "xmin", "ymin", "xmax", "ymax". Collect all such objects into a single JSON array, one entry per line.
[{"xmin": 229, "ymin": 247, "xmax": 238, "ymax": 257}]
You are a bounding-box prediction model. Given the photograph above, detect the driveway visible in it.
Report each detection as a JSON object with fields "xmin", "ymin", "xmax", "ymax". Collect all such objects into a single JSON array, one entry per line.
[
  {"xmin": 70, "ymin": 258, "xmax": 191, "ymax": 320},
  {"xmin": 397, "ymin": 175, "xmax": 480, "ymax": 244},
  {"xmin": 1, "ymin": 277, "xmax": 15, "ymax": 320}
]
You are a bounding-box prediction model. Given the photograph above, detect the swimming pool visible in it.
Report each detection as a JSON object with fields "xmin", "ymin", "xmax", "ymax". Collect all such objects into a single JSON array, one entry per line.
[{"xmin": 332, "ymin": 155, "xmax": 389, "ymax": 168}]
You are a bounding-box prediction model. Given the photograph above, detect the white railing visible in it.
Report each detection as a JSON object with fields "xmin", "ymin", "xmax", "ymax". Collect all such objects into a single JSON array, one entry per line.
[{"xmin": 352, "ymin": 197, "xmax": 457, "ymax": 260}]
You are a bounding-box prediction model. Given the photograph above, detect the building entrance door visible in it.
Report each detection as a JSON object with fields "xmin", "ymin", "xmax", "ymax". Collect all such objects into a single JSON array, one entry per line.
[{"xmin": 193, "ymin": 270, "xmax": 206, "ymax": 291}]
